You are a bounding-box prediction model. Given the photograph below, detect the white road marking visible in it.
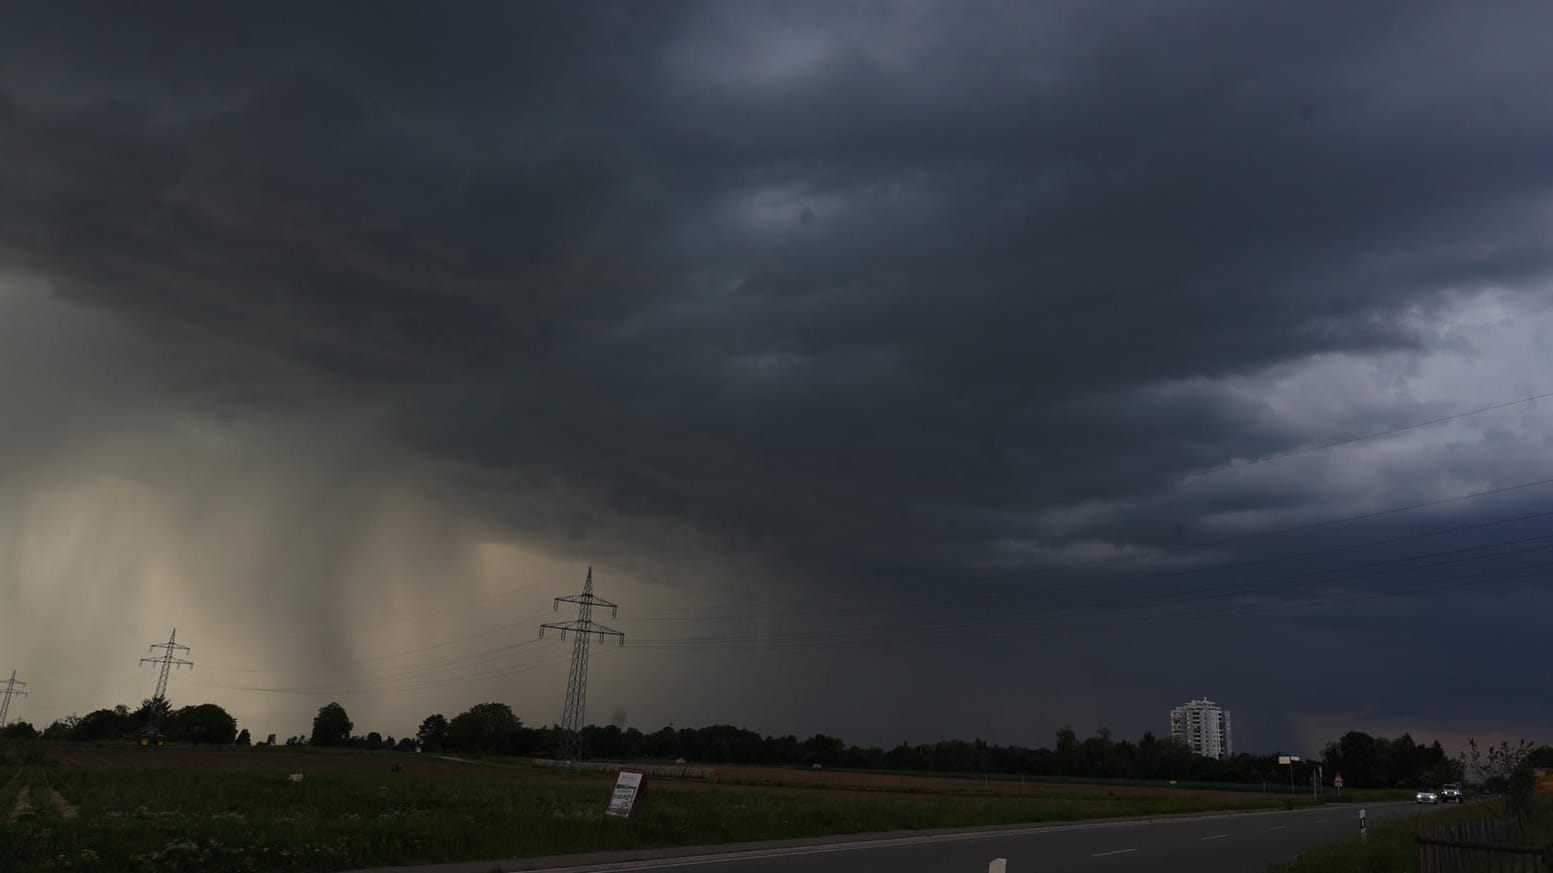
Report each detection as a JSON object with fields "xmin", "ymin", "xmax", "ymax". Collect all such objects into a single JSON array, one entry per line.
[
  {"xmin": 1268, "ymin": 825, "xmax": 1288, "ymax": 831},
  {"xmin": 1313, "ymin": 819, "xmax": 1329, "ymax": 824},
  {"xmin": 1091, "ymin": 849, "xmax": 1138, "ymax": 857},
  {"xmin": 1201, "ymin": 834, "xmax": 1229, "ymax": 841}
]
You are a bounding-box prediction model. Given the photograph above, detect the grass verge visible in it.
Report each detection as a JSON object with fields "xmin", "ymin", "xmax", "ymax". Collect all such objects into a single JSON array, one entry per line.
[{"xmin": 1267, "ymin": 799, "xmax": 1553, "ymax": 873}]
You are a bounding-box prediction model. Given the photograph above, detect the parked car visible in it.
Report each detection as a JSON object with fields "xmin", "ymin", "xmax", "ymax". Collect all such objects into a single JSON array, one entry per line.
[{"xmin": 1417, "ymin": 787, "xmax": 1440, "ymax": 804}]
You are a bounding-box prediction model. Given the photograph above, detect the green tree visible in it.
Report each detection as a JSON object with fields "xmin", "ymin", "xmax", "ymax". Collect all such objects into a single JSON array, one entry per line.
[
  {"xmin": 74, "ymin": 708, "xmax": 134, "ymax": 741},
  {"xmin": 1083, "ymin": 726, "xmax": 1118, "ymax": 776},
  {"xmin": 1054, "ymin": 725, "xmax": 1079, "ymax": 775},
  {"xmin": 366, "ymin": 731, "xmax": 384, "ymax": 750},
  {"xmin": 235, "ymin": 729, "xmax": 252, "ymax": 747},
  {"xmin": 446, "ymin": 703, "xmax": 521, "ymax": 753},
  {"xmin": 310, "ymin": 702, "xmax": 353, "ymax": 747},
  {"xmin": 1383, "ymin": 734, "xmax": 1413, "ymax": 786},
  {"xmin": 165, "ymin": 703, "xmax": 238, "ymax": 744},
  {"xmin": 134, "ymin": 696, "xmax": 172, "ymax": 729},
  {"xmin": 0, "ymin": 721, "xmax": 38, "ymax": 739},
  {"xmin": 417, "ymin": 713, "xmax": 450, "ymax": 751},
  {"xmin": 800, "ymin": 734, "xmax": 845, "ymax": 767},
  {"xmin": 1137, "ymin": 731, "xmax": 1163, "ymax": 778},
  {"xmin": 1337, "ymin": 731, "xmax": 1380, "ymax": 788}
]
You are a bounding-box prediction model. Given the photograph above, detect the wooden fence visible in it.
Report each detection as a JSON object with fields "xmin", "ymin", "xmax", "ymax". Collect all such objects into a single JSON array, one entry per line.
[{"xmin": 1418, "ymin": 815, "xmax": 1553, "ymax": 873}]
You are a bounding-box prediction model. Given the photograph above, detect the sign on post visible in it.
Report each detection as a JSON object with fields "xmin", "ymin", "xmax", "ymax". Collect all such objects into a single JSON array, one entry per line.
[
  {"xmin": 1536, "ymin": 768, "xmax": 1553, "ymax": 793},
  {"xmin": 1278, "ymin": 756, "xmax": 1293, "ymax": 765},
  {"xmin": 607, "ymin": 769, "xmax": 645, "ymax": 818},
  {"xmin": 1334, "ymin": 772, "xmax": 1344, "ymax": 789}
]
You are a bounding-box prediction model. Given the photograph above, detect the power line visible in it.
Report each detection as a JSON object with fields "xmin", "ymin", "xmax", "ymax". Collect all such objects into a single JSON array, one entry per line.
[
  {"xmin": 836, "ymin": 556, "xmax": 1553, "ymax": 652},
  {"xmin": 115, "ymin": 488, "xmax": 1553, "ymax": 704},
  {"xmin": 632, "ymin": 555, "xmax": 1553, "ymax": 653},
  {"xmin": 978, "ymin": 557, "xmax": 1553, "ymax": 644},
  {"xmin": 641, "ymin": 529, "xmax": 1553, "ymax": 643},
  {"xmin": 631, "ymin": 508, "xmax": 1553, "ymax": 625},
  {"xmin": 214, "ymin": 574, "xmax": 574, "ymax": 642},
  {"xmin": 540, "ymin": 566, "xmax": 624, "ymax": 762},
  {"xmin": 194, "ymin": 638, "xmax": 549, "ymax": 694},
  {"xmin": 201, "ymin": 610, "xmax": 555, "ymax": 676},
  {"xmin": 634, "ymin": 475, "xmax": 1553, "ymax": 617},
  {"xmin": 23, "ymin": 670, "xmax": 145, "ymax": 717},
  {"xmin": 1177, "ymin": 389, "xmax": 1553, "ymax": 482},
  {"xmin": 628, "ymin": 534, "xmax": 1553, "ymax": 651},
  {"xmin": 188, "ymin": 650, "xmax": 577, "ymax": 697}
]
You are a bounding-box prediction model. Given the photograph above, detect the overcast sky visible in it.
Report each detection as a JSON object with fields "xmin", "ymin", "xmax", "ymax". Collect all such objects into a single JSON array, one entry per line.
[{"xmin": 3, "ymin": 1, "xmax": 1552, "ymax": 755}]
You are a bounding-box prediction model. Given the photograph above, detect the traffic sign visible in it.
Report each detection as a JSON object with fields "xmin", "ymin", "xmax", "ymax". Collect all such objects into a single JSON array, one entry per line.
[
  {"xmin": 1334, "ymin": 773, "xmax": 1344, "ymax": 788},
  {"xmin": 1536, "ymin": 768, "xmax": 1553, "ymax": 793}
]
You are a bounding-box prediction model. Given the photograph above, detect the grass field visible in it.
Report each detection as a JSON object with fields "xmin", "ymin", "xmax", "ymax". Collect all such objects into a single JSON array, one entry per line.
[{"xmin": 0, "ymin": 741, "xmax": 1384, "ymax": 873}]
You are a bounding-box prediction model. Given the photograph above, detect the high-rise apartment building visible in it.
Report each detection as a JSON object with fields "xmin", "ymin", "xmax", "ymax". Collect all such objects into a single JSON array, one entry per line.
[{"xmin": 1169, "ymin": 697, "xmax": 1233, "ymax": 758}]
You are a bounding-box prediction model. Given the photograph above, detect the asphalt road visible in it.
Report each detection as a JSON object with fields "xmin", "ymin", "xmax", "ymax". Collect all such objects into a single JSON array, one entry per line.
[{"xmin": 518, "ymin": 802, "xmax": 1421, "ymax": 873}]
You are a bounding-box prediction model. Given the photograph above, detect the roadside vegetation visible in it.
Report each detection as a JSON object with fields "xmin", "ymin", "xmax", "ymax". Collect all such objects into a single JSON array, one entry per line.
[
  {"xmin": 1267, "ymin": 805, "xmax": 1469, "ymax": 873},
  {"xmin": 1269, "ymin": 740, "xmax": 1553, "ymax": 873},
  {"xmin": 1267, "ymin": 799, "xmax": 1553, "ymax": 873}
]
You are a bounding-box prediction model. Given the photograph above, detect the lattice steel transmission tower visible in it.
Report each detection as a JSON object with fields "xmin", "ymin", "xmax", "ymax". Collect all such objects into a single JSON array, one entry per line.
[
  {"xmin": 0, "ymin": 670, "xmax": 26, "ymax": 726},
  {"xmin": 139, "ymin": 628, "xmax": 193, "ymax": 736},
  {"xmin": 540, "ymin": 567, "xmax": 623, "ymax": 762}
]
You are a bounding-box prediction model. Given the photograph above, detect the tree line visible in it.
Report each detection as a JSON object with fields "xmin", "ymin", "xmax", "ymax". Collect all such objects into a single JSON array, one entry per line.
[
  {"xmin": 11, "ymin": 695, "xmax": 1546, "ymax": 792},
  {"xmin": 3, "ymin": 695, "xmax": 241, "ymax": 745},
  {"xmin": 390, "ymin": 703, "xmax": 1496, "ymax": 788},
  {"xmin": 1320, "ymin": 730, "xmax": 1464, "ymax": 789}
]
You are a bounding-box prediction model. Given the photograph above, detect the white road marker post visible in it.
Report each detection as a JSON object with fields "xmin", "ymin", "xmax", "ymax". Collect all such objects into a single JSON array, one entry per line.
[
  {"xmin": 989, "ymin": 859, "xmax": 1008, "ymax": 873},
  {"xmin": 1359, "ymin": 808, "xmax": 1367, "ymax": 843}
]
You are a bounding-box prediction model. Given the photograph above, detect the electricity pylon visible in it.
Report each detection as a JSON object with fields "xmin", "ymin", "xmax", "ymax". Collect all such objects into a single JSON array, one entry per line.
[
  {"xmin": 0, "ymin": 670, "xmax": 26, "ymax": 726},
  {"xmin": 540, "ymin": 567, "xmax": 623, "ymax": 762},
  {"xmin": 139, "ymin": 628, "xmax": 193, "ymax": 737}
]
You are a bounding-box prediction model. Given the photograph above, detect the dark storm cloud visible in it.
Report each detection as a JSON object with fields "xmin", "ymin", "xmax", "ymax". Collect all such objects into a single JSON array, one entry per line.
[{"xmin": 5, "ymin": 0, "xmax": 1553, "ymax": 746}]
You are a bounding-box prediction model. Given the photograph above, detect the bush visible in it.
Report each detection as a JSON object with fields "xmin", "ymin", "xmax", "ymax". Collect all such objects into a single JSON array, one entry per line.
[{"xmin": 0, "ymin": 721, "xmax": 39, "ymax": 740}]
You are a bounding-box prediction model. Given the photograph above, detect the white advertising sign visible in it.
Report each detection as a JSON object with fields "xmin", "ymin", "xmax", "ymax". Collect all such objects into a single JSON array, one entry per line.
[{"xmin": 607, "ymin": 769, "xmax": 645, "ymax": 818}]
